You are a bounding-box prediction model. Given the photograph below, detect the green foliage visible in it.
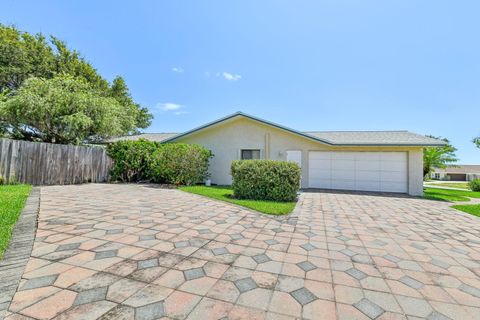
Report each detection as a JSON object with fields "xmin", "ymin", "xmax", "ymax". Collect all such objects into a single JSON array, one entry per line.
[
  {"xmin": 231, "ymin": 160, "xmax": 301, "ymax": 202},
  {"xmin": 474, "ymin": 137, "xmax": 480, "ymax": 149},
  {"xmin": 149, "ymin": 143, "xmax": 212, "ymax": 185},
  {"xmin": 180, "ymin": 186, "xmax": 296, "ymax": 215},
  {"xmin": 0, "ymin": 76, "xmax": 145, "ymax": 144},
  {"xmin": 423, "ymin": 136, "xmax": 458, "ymax": 178},
  {"xmin": 0, "ymin": 24, "xmax": 152, "ymax": 142},
  {"xmin": 469, "ymin": 179, "xmax": 480, "ymax": 192},
  {"xmin": 452, "ymin": 204, "xmax": 480, "ymax": 217},
  {"xmin": 0, "ymin": 184, "xmax": 31, "ymax": 259},
  {"xmin": 107, "ymin": 141, "xmax": 212, "ymax": 185},
  {"xmin": 107, "ymin": 139, "xmax": 160, "ymax": 182},
  {"xmin": 424, "ymin": 187, "xmax": 480, "ymax": 202}
]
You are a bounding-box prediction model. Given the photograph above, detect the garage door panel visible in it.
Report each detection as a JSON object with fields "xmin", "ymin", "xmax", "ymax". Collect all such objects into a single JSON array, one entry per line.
[
  {"xmin": 333, "ymin": 153, "xmax": 356, "ymax": 160},
  {"xmin": 356, "ymin": 160, "xmax": 381, "ymax": 171},
  {"xmin": 309, "ymin": 168, "xmax": 331, "ymax": 179},
  {"xmin": 356, "ymin": 171, "xmax": 381, "ymax": 181},
  {"xmin": 381, "ymin": 171, "xmax": 407, "ymax": 182},
  {"xmin": 309, "ymin": 178, "xmax": 331, "ymax": 189},
  {"xmin": 309, "ymin": 159, "xmax": 331, "ymax": 169},
  {"xmin": 332, "ymin": 180, "xmax": 355, "ymax": 190},
  {"xmin": 355, "ymin": 152, "xmax": 381, "ymax": 161},
  {"xmin": 332, "ymin": 160, "xmax": 355, "ymax": 170},
  {"xmin": 381, "ymin": 152, "xmax": 407, "ymax": 162},
  {"xmin": 308, "ymin": 151, "xmax": 408, "ymax": 193},
  {"xmin": 356, "ymin": 181, "xmax": 381, "ymax": 191},
  {"xmin": 380, "ymin": 161, "xmax": 406, "ymax": 172},
  {"xmin": 381, "ymin": 182, "xmax": 407, "ymax": 193},
  {"xmin": 332, "ymin": 170, "xmax": 355, "ymax": 180}
]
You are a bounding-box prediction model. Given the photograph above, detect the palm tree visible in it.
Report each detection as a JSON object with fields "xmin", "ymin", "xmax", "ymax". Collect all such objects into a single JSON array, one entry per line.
[
  {"xmin": 474, "ymin": 137, "xmax": 480, "ymax": 149},
  {"xmin": 423, "ymin": 136, "xmax": 458, "ymax": 178}
]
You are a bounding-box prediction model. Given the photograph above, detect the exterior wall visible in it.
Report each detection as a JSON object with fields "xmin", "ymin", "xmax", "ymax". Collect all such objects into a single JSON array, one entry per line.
[
  {"xmin": 408, "ymin": 149, "xmax": 424, "ymax": 196},
  {"xmin": 176, "ymin": 117, "xmax": 424, "ymax": 196}
]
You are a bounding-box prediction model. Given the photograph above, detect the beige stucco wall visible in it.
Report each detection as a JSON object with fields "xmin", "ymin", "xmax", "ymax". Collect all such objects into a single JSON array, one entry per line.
[{"xmin": 176, "ymin": 117, "xmax": 424, "ymax": 196}]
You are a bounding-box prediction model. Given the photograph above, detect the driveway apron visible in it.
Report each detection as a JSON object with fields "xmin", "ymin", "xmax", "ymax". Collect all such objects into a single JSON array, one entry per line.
[{"xmin": 4, "ymin": 184, "xmax": 480, "ymax": 320}]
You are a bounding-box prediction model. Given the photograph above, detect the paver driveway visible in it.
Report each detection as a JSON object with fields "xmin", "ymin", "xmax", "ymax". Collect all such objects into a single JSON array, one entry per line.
[{"xmin": 5, "ymin": 184, "xmax": 480, "ymax": 320}]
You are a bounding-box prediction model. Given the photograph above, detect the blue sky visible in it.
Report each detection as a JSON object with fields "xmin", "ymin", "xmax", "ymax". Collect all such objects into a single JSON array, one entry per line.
[{"xmin": 2, "ymin": 1, "xmax": 479, "ymax": 163}]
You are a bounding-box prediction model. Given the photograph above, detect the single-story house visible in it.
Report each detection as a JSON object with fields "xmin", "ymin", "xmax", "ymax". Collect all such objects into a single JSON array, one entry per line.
[
  {"xmin": 431, "ymin": 165, "xmax": 480, "ymax": 181},
  {"xmin": 110, "ymin": 112, "xmax": 445, "ymax": 196}
]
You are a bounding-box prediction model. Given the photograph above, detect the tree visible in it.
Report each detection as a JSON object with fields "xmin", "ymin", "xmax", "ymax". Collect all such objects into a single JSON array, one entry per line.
[
  {"xmin": 0, "ymin": 24, "xmax": 152, "ymax": 140},
  {"xmin": 423, "ymin": 136, "xmax": 458, "ymax": 177},
  {"xmin": 0, "ymin": 76, "xmax": 143, "ymax": 144},
  {"xmin": 474, "ymin": 137, "xmax": 480, "ymax": 149}
]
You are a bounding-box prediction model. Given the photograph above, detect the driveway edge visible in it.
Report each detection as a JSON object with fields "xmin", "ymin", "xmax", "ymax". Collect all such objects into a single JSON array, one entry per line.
[{"xmin": 0, "ymin": 187, "xmax": 40, "ymax": 319}]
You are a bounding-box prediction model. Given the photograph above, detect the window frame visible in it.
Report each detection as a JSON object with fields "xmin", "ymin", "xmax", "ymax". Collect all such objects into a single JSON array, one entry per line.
[{"xmin": 240, "ymin": 149, "xmax": 262, "ymax": 160}]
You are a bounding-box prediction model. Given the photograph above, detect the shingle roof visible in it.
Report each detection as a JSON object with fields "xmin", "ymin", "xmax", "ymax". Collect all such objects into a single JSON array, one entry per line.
[
  {"xmin": 304, "ymin": 131, "xmax": 445, "ymax": 146},
  {"xmin": 107, "ymin": 133, "xmax": 177, "ymax": 143},
  {"xmin": 106, "ymin": 112, "xmax": 446, "ymax": 146},
  {"xmin": 434, "ymin": 165, "xmax": 480, "ymax": 174}
]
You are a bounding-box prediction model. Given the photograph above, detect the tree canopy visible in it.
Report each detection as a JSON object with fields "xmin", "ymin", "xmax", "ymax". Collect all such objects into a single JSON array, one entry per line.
[
  {"xmin": 423, "ymin": 136, "xmax": 458, "ymax": 177},
  {"xmin": 0, "ymin": 24, "xmax": 152, "ymax": 143},
  {"xmin": 474, "ymin": 137, "xmax": 480, "ymax": 149}
]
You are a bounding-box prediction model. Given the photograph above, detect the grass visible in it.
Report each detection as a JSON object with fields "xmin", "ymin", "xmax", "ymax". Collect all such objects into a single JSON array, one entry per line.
[
  {"xmin": 424, "ymin": 187, "xmax": 480, "ymax": 202},
  {"xmin": 0, "ymin": 184, "xmax": 32, "ymax": 259},
  {"xmin": 179, "ymin": 185, "xmax": 296, "ymax": 215},
  {"xmin": 425, "ymin": 182, "xmax": 471, "ymax": 190},
  {"xmin": 451, "ymin": 204, "xmax": 480, "ymax": 217}
]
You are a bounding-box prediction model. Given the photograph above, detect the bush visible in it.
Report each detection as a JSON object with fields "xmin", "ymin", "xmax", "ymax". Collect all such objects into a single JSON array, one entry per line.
[
  {"xmin": 107, "ymin": 140, "xmax": 212, "ymax": 185},
  {"xmin": 149, "ymin": 143, "xmax": 212, "ymax": 185},
  {"xmin": 231, "ymin": 160, "xmax": 301, "ymax": 202},
  {"xmin": 469, "ymin": 179, "xmax": 480, "ymax": 192},
  {"xmin": 107, "ymin": 139, "xmax": 160, "ymax": 182}
]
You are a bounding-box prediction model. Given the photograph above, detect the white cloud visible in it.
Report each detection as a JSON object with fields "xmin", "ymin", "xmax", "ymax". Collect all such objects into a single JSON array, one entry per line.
[
  {"xmin": 221, "ymin": 72, "xmax": 242, "ymax": 81},
  {"xmin": 157, "ymin": 102, "xmax": 182, "ymax": 111},
  {"xmin": 172, "ymin": 67, "xmax": 184, "ymax": 73},
  {"xmin": 174, "ymin": 110, "xmax": 188, "ymax": 115}
]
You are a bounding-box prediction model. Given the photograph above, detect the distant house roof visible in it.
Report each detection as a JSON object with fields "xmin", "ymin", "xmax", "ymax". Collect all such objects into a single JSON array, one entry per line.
[
  {"xmin": 433, "ymin": 165, "xmax": 480, "ymax": 174},
  {"xmin": 107, "ymin": 133, "xmax": 177, "ymax": 143},
  {"xmin": 107, "ymin": 112, "xmax": 446, "ymax": 147}
]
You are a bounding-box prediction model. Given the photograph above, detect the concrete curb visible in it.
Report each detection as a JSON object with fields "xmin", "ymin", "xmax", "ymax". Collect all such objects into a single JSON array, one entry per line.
[{"xmin": 0, "ymin": 187, "xmax": 40, "ymax": 320}]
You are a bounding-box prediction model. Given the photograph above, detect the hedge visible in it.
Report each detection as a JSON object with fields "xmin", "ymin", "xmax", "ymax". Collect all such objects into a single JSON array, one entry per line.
[
  {"xmin": 470, "ymin": 179, "xmax": 480, "ymax": 192},
  {"xmin": 107, "ymin": 140, "xmax": 212, "ymax": 185},
  {"xmin": 149, "ymin": 143, "xmax": 212, "ymax": 185},
  {"xmin": 107, "ymin": 139, "xmax": 159, "ymax": 182},
  {"xmin": 231, "ymin": 160, "xmax": 301, "ymax": 202}
]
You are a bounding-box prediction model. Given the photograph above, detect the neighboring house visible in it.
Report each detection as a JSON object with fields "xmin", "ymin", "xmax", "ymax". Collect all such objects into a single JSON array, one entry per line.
[
  {"xmin": 109, "ymin": 112, "xmax": 445, "ymax": 196},
  {"xmin": 431, "ymin": 165, "xmax": 480, "ymax": 181}
]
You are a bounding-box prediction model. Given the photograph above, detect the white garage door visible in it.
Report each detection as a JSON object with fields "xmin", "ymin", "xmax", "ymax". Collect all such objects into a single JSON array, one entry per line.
[{"xmin": 308, "ymin": 152, "xmax": 408, "ymax": 193}]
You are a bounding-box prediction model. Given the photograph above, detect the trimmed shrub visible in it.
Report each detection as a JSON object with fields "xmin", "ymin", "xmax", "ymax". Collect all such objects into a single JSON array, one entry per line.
[
  {"xmin": 149, "ymin": 143, "xmax": 213, "ymax": 185},
  {"xmin": 231, "ymin": 160, "xmax": 301, "ymax": 202},
  {"xmin": 469, "ymin": 179, "xmax": 480, "ymax": 192},
  {"xmin": 107, "ymin": 139, "xmax": 159, "ymax": 182}
]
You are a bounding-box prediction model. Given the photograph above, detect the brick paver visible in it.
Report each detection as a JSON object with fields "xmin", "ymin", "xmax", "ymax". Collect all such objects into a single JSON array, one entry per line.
[{"xmin": 5, "ymin": 184, "xmax": 480, "ymax": 319}]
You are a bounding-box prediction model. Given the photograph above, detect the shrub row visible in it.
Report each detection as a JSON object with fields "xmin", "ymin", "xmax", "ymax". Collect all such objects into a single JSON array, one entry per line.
[
  {"xmin": 107, "ymin": 139, "xmax": 212, "ymax": 185},
  {"xmin": 470, "ymin": 179, "xmax": 480, "ymax": 192},
  {"xmin": 231, "ymin": 160, "xmax": 301, "ymax": 202}
]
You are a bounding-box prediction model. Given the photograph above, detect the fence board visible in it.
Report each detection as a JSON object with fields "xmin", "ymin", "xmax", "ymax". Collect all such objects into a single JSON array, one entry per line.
[{"xmin": 0, "ymin": 138, "xmax": 113, "ymax": 185}]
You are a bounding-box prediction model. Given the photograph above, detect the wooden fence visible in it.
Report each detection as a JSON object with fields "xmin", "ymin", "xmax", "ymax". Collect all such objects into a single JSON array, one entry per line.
[{"xmin": 0, "ymin": 138, "xmax": 113, "ymax": 185}]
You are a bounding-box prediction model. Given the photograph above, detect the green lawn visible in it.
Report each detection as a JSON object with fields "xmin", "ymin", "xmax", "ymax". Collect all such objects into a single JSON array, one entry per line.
[
  {"xmin": 451, "ymin": 204, "xmax": 480, "ymax": 217},
  {"xmin": 179, "ymin": 185, "xmax": 296, "ymax": 215},
  {"xmin": 424, "ymin": 187, "xmax": 480, "ymax": 202},
  {"xmin": 425, "ymin": 182, "xmax": 470, "ymax": 190},
  {"xmin": 0, "ymin": 184, "xmax": 32, "ymax": 259}
]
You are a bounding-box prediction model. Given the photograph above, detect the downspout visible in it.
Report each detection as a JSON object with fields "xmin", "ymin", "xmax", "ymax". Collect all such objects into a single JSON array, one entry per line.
[{"xmin": 265, "ymin": 133, "xmax": 270, "ymax": 159}]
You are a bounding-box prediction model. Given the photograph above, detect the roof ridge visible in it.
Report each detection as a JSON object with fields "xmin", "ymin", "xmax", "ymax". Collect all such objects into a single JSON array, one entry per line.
[{"xmin": 304, "ymin": 130, "xmax": 409, "ymax": 133}]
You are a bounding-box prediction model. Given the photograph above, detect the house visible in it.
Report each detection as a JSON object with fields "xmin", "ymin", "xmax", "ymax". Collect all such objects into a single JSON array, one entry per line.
[
  {"xmin": 431, "ymin": 165, "xmax": 480, "ymax": 181},
  {"xmin": 110, "ymin": 112, "xmax": 445, "ymax": 196}
]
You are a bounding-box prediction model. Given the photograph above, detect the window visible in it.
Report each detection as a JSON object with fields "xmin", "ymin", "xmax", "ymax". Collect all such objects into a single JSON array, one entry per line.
[
  {"xmin": 241, "ymin": 149, "xmax": 261, "ymax": 160},
  {"xmin": 434, "ymin": 173, "xmax": 440, "ymax": 179}
]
